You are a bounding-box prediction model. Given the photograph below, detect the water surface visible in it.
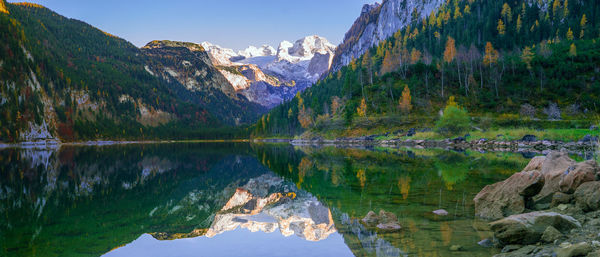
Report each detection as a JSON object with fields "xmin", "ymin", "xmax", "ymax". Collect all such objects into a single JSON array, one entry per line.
[{"xmin": 0, "ymin": 143, "xmax": 542, "ymax": 256}]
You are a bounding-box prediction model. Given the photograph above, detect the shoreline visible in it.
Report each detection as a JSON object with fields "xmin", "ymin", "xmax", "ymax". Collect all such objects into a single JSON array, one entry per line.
[
  {"xmin": 0, "ymin": 139, "xmax": 253, "ymax": 149},
  {"xmin": 282, "ymin": 137, "xmax": 598, "ymax": 152}
]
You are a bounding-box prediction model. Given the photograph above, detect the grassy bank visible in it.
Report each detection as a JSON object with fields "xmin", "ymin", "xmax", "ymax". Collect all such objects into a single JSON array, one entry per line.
[{"xmin": 294, "ymin": 115, "xmax": 599, "ymax": 142}]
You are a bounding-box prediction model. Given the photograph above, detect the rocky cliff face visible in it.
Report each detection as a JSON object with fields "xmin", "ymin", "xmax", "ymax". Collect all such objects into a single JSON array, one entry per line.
[
  {"xmin": 202, "ymin": 35, "xmax": 336, "ymax": 108},
  {"xmin": 330, "ymin": 0, "xmax": 444, "ymax": 72},
  {"xmin": 142, "ymin": 40, "xmax": 238, "ymax": 99}
]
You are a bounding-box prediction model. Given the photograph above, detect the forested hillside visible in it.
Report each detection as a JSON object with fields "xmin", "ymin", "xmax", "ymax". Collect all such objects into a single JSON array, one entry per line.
[
  {"xmin": 0, "ymin": 2, "xmax": 260, "ymax": 142},
  {"xmin": 255, "ymin": 0, "xmax": 600, "ymax": 137}
]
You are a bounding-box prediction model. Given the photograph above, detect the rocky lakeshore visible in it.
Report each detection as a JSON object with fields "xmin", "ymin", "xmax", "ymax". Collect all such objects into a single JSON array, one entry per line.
[
  {"xmin": 284, "ymin": 134, "xmax": 599, "ymax": 153},
  {"xmin": 473, "ymin": 151, "xmax": 600, "ymax": 257}
]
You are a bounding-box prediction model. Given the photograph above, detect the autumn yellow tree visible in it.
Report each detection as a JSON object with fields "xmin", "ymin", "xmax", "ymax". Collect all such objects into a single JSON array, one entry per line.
[
  {"xmin": 566, "ymin": 27, "xmax": 574, "ymax": 40},
  {"xmin": 580, "ymin": 14, "xmax": 587, "ymax": 38},
  {"xmin": 331, "ymin": 96, "xmax": 342, "ymax": 116},
  {"xmin": 521, "ymin": 46, "xmax": 535, "ymax": 72},
  {"xmin": 298, "ymin": 106, "xmax": 313, "ymax": 129},
  {"xmin": 501, "ymin": 3, "xmax": 512, "ymax": 22},
  {"xmin": 569, "ymin": 43, "xmax": 577, "ymax": 60},
  {"xmin": 399, "ymin": 85, "xmax": 412, "ymax": 113},
  {"xmin": 357, "ymin": 98, "xmax": 367, "ymax": 117},
  {"xmin": 410, "ymin": 48, "xmax": 421, "ymax": 64},
  {"xmin": 497, "ymin": 19, "xmax": 506, "ymax": 35},
  {"xmin": 443, "ymin": 37, "xmax": 456, "ymax": 63},
  {"xmin": 483, "ymin": 42, "xmax": 499, "ymax": 67},
  {"xmin": 297, "ymin": 93, "xmax": 313, "ymax": 128},
  {"xmin": 0, "ymin": 0, "xmax": 8, "ymax": 14},
  {"xmin": 441, "ymin": 36, "xmax": 456, "ymax": 98},
  {"xmin": 552, "ymin": 0, "xmax": 561, "ymax": 18},
  {"xmin": 381, "ymin": 49, "xmax": 394, "ymax": 74},
  {"xmin": 516, "ymin": 15, "xmax": 522, "ymax": 32}
]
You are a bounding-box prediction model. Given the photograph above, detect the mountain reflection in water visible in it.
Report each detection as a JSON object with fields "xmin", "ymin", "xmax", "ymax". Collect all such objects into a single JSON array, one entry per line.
[{"xmin": 1, "ymin": 143, "xmax": 541, "ymax": 257}]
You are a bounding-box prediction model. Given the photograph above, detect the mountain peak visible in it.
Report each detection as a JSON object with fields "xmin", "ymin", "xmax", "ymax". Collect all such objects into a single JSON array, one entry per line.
[{"xmin": 238, "ymin": 44, "xmax": 276, "ymax": 58}]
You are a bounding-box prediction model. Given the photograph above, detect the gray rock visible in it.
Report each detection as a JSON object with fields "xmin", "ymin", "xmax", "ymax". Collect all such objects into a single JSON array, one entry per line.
[
  {"xmin": 501, "ymin": 245, "xmax": 522, "ymax": 253},
  {"xmin": 587, "ymin": 218, "xmax": 600, "ymax": 226},
  {"xmin": 533, "ymin": 152, "xmax": 575, "ymax": 206},
  {"xmin": 522, "ymin": 135, "xmax": 537, "ymax": 142},
  {"xmin": 489, "ymin": 211, "xmax": 581, "ymax": 245},
  {"xmin": 478, "ymin": 238, "xmax": 494, "ymax": 248},
  {"xmin": 540, "ymin": 226, "xmax": 562, "ymax": 243},
  {"xmin": 588, "ymin": 250, "xmax": 600, "ymax": 257},
  {"xmin": 555, "ymin": 242, "xmax": 592, "ymax": 257},
  {"xmin": 574, "ymin": 182, "xmax": 600, "ymax": 212},
  {"xmin": 558, "ymin": 160, "xmax": 598, "ymax": 194},
  {"xmin": 433, "ymin": 209, "xmax": 449, "ymax": 216},
  {"xmin": 552, "ymin": 192, "xmax": 574, "ymax": 207},
  {"xmin": 474, "ymin": 167, "xmax": 545, "ymax": 220},
  {"xmin": 496, "ymin": 245, "xmax": 537, "ymax": 257}
]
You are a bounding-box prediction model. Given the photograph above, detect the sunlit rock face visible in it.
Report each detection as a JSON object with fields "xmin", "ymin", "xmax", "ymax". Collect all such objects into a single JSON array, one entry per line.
[
  {"xmin": 330, "ymin": 0, "xmax": 444, "ymax": 72},
  {"xmin": 206, "ymin": 174, "xmax": 337, "ymax": 241}
]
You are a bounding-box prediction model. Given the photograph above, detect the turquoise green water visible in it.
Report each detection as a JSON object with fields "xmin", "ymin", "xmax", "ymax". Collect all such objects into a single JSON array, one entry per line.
[{"xmin": 0, "ymin": 143, "xmax": 547, "ymax": 256}]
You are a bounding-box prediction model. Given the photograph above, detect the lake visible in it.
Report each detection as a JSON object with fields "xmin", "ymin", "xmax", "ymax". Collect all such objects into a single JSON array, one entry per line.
[{"xmin": 0, "ymin": 143, "xmax": 556, "ymax": 256}]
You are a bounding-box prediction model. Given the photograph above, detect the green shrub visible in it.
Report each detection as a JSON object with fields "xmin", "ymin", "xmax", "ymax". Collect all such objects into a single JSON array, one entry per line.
[{"xmin": 436, "ymin": 105, "xmax": 471, "ymax": 137}]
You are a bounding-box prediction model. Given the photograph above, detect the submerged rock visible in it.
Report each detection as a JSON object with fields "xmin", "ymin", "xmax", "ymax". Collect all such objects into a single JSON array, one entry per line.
[
  {"xmin": 489, "ymin": 211, "xmax": 581, "ymax": 245},
  {"xmin": 360, "ymin": 209, "xmax": 402, "ymax": 232}
]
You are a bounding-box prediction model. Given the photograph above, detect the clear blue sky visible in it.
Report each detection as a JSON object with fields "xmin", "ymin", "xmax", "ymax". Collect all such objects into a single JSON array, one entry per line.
[{"xmin": 8, "ymin": 0, "xmax": 375, "ymax": 50}]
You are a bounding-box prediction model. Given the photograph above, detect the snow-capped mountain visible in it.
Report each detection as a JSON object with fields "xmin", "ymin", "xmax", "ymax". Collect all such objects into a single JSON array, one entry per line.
[
  {"xmin": 238, "ymin": 45, "xmax": 276, "ymax": 59},
  {"xmin": 330, "ymin": 0, "xmax": 444, "ymax": 72},
  {"xmin": 202, "ymin": 35, "xmax": 336, "ymax": 108}
]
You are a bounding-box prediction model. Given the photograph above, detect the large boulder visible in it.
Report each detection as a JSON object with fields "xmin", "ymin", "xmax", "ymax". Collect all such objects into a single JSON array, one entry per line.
[
  {"xmin": 532, "ymin": 152, "xmax": 575, "ymax": 204},
  {"xmin": 474, "ymin": 168, "xmax": 544, "ymax": 220},
  {"xmin": 558, "ymin": 160, "xmax": 598, "ymax": 193},
  {"xmin": 574, "ymin": 181, "xmax": 600, "ymax": 212},
  {"xmin": 489, "ymin": 211, "xmax": 581, "ymax": 245}
]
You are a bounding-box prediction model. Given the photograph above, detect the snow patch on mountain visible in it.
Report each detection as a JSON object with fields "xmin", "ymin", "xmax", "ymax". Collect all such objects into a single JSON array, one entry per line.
[{"xmin": 201, "ymin": 35, "xmax": 336, "ymax": 108}]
